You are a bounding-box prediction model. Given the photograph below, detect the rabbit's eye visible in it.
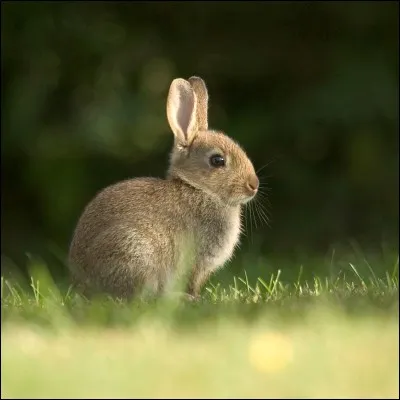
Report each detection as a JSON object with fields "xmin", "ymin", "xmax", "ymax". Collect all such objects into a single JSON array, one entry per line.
[{"xmin": 209, "ymin": 154, "xmax": 225, "ymax": 167}]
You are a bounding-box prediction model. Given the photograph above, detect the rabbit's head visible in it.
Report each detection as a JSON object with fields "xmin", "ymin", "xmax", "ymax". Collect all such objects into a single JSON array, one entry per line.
[{"xmin": 166, "ymin": 76, "xmax": 259, "ymax": 206}]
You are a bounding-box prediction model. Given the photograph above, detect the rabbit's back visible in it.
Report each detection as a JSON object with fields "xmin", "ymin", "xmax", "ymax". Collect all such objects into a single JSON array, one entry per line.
[{"xmin": 69, "ymin": 178, "xmax": 183, "ymax": 295}]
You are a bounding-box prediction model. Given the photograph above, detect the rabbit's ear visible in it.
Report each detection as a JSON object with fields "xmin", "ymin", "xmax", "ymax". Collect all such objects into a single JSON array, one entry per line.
[
  {"xmin": 167, "ymin": 78, "xmax": 198, "ymax": 145},
  {"xmin": 188, "ymin": 76, "xmax": 208, "ymax": 131}
]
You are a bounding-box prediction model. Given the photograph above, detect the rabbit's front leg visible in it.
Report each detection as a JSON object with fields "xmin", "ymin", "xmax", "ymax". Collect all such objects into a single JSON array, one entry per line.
[{"xmin": 187, "ymin": 268, "xmax": 211, "ymax": 299}]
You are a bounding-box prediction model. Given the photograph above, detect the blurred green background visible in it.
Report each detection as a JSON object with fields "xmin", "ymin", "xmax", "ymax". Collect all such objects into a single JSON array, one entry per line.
[{"xmin": 1, "ymin": 1, "xmax": 398, "ymax": 280}]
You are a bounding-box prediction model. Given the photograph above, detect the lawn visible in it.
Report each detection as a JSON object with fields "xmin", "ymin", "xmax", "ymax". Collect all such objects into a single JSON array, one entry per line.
[{"xmin": 1, "ymin": 256, "xmax": 399, "ymax": 399}]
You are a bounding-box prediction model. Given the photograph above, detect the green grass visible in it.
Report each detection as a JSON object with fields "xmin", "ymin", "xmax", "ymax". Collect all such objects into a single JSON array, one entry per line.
[{"xmin": 1, "ymin": 256, "xmax": 399, "ymax": 398}]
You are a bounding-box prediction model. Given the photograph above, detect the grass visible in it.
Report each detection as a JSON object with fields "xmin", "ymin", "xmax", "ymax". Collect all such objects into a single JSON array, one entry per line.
[{"xmin": 1, "ymin": 255, "xmax": 399, "ymax": 398}]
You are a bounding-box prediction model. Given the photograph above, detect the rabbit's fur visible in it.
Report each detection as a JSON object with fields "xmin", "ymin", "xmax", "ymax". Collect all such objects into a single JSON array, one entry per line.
[{"xmin": 68, "ymin": 76, "xmax": 259, "ymax": 299}]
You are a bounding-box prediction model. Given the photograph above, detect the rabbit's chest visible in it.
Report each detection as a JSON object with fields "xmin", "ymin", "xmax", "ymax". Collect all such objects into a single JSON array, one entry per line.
[{"xmin": 199, "ymin": 212, "xmax": 241, "ymax": 270}]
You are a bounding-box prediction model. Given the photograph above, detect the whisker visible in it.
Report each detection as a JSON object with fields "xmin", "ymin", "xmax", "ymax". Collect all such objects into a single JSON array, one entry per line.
[
  {"xmin": 257, "ymin": 196, "xmax": 271, "ymax": 208},
  {"xmin": 256, "ymin": 155, "xmax": 281, "ymax": 175},
  {"xmin": 249, "ymin": 201, "xmax": 255, "ymax": 241},
  {"xmin": 257, "ymin": 189, "xmax": 270, "ymax": 197},
  {"xmin": 244, "ymin": 203, "xmax": 249, "ymax": 240},
  {"xmin": 256, "ymin": 194, "xmax": 272, "ymax": 209},
  {"xmin": 253, "ymin": 201, "xmax": 262, "ymax": 227},
  {"xmin": 248, "ymin": 202, "xmax": 253, "ymax": 235},
  {"xmin": 256, "ymin": 201, "xmax": 271, "ymax": 226},
  {"xmin": 258, "ymin": 173, "xmax": 274, "ymax": 180},
  {"xmin": 255, "ymin": 192, "xmax": 272, "ymax": 218},
  {"xmin": 251, "ymin": 201, "xmax": 258, "ymax": 230},
  {"xmin": 258, "ymin": 198, "xmax": 272, "ymax": 218}
]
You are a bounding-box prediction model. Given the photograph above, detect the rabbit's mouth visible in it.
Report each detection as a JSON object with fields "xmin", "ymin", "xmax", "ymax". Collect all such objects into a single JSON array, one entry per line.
[
  {"xmin": 238, "ymin": 184, "xmax": 258, "ymax": 205},
  {"xmin": 241, "ymin": 194, "xmax": 257, "ymax": 205},
  {"xmin": 228, "ymin": 193, "xmax": 257, "ymax": 206}
]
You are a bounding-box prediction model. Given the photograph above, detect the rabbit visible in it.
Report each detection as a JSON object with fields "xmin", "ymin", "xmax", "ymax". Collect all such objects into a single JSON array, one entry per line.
[{"xmin": 68, "ymin": 76, "xmax": 259, "ymax": 300}]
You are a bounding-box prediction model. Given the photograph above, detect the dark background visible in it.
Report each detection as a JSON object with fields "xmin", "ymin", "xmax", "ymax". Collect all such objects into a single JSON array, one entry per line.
[{"xmin": 1, "ymin": 1, "xmax": 398, "ymax": 282}]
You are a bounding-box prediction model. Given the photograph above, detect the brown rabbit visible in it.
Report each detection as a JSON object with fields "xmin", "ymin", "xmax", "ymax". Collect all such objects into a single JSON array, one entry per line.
[{"xmin": 68, "ymin": 76, "xmax": 259, "ymax": 300}]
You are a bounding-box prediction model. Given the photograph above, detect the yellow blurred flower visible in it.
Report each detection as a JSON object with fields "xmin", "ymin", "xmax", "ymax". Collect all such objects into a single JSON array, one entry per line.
[{"xmin": 249, "ymin": 332, "xmax": 294, "ymax": 374}]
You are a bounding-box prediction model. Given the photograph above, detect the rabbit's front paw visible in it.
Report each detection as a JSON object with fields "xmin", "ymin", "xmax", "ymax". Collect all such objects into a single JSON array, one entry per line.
[
  {"xmin": 183, "ymin": 293, "xmax": 201, "ymax": 302},
  {"xmin": 165, "ymin": 291, "xmax": 200, "ymax": 302}
]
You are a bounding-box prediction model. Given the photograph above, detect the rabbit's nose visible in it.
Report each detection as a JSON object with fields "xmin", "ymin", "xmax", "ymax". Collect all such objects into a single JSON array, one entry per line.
[{"xmin": 247, "ymin": 175, "xmax": 259, "ymax": 193}]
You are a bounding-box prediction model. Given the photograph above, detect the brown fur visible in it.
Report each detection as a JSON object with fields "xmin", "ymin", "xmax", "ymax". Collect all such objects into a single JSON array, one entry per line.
[{"xmin": 68, "ymin": 76, "xmax": 259, "ymax": 299}]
